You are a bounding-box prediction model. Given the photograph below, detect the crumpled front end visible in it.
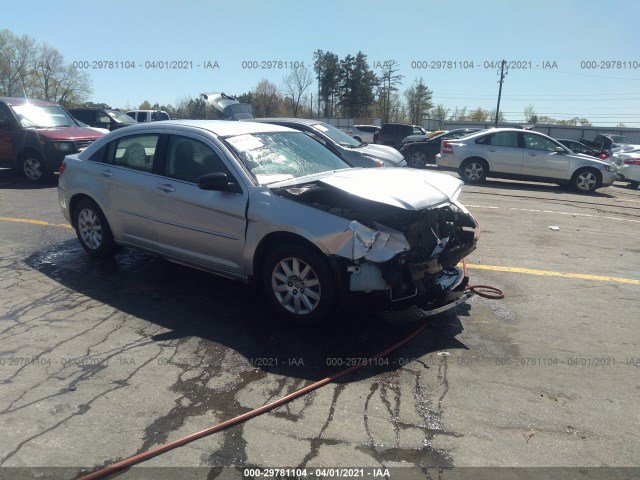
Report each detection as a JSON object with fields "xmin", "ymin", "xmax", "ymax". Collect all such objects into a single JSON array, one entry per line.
[
  {"xmin": 341, "ymin": 201, "xmax": 478, "ymax": 313},
  {"xmin": 273, "ymin": 178, "xmax": 479, "ymax": 314}
]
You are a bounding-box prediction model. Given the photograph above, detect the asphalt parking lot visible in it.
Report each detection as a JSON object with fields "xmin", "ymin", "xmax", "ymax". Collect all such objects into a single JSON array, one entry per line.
[{"xmin": 0, "ymin": 169, "xmax": 639, "ymax": 480}]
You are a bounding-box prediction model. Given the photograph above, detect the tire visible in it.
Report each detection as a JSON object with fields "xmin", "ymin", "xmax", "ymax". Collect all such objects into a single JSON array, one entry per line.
[
  {"xmin": 261, "ymin": 243, "xmax": 336, "ymax": 322},
  {"xmin": 459, "ymin": 158, "xmax": 488, "ymax": 183},
  {"xmin": 629, "ymin": 180, "xmax": 639, "ymax": 189},
  {"xmin": 73, "ymin": 199, "xmax": 117, "ymax": 258},
  {"xmin": 19, "ymin": 154, "xmax": 49, "ymax": 183},
  {"xmin": 407, "ymin": 148, "xmax": 428, "ymax": 168},
  {"xmin": 353, "ymin": 136, "xmax": 362, "ymax": 143},
  {"xmin": 571, "ymin": 168, "xmax": 601, "ymax": 193}
]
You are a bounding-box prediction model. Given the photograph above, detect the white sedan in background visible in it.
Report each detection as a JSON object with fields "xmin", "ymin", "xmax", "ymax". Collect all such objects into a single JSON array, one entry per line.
[{"xmin": 611, "ymin": 148, "xmax": 640, "ymax": 188}]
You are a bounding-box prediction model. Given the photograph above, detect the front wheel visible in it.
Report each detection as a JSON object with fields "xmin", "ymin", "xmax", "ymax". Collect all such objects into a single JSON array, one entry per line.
[
  {"xmin": 73, "ymin": 199, "xmax": 117, "ymax": 258},
  {"xmin": 261, "ymin": 243, "xmax": 336, "ymax": 322},
  {"xmin": 20, "ymin": 154, "xmax": 49, "ymax": 183},
  {"xmin": 571, "ymin": 168, "xmax": 600, "ymax": 193},
  {"xmin": 459, "ymin": 158, "xmax": 488, "ymax": 183}
]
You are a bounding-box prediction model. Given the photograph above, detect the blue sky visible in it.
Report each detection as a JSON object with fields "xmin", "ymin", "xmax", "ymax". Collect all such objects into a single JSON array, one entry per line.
[{"xmin": 5, "ymin": 0, "xmax": 640, "ymax": 125}]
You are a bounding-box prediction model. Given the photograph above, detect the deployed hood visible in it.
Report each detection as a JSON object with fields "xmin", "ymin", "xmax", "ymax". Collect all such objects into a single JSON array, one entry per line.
[
  {"xmin": 201, "ymin": 92, "xmax": 254, "ymax": 120},
  {"xmin": 273, "ymin": 167, "xmax": 463, "ymax": 209}
]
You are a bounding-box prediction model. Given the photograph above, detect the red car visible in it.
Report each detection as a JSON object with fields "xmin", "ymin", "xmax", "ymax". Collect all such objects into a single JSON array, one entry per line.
[{"xmin": 0, "ymin": 97, "xmax": 103, "ymax": 183}]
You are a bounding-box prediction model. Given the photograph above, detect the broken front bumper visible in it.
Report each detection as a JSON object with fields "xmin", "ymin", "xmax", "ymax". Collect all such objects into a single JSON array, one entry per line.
[{"xmin": 414, "ymin": 266, "xmax": 472, "ymax": 316}]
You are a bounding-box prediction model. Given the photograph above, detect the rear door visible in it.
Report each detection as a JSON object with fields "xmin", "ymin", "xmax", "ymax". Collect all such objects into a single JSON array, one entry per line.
[
  {"xmin": 480, "ymin": 131, "xmax": 524, "ymax": 174},
  {"xmin": 96, "ymin": 133, "xmax": 163, "ymax": 248},
  {"xmin": 151, "ymin": 133, "xmax": 249, "ymax": 277}
]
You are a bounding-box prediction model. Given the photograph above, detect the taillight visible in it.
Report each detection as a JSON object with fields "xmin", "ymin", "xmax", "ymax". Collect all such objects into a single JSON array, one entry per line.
[
  {"xmin": 442, "ymin": 140, "xmax": 453, "ymax": 154},
  {"xmin": 599, "ymin": 153, "xmax": 610, "ymax": 159},
  {"xmin": 373, "ymin": 132, "xmax": 380, "ymax": 143},
  {"xmin": 623, "ymin": 158, "xmax": 640, "ymax": 165},
  {"xmin": 57, "ymin": 161, "xmax": 67, "ymax": 176}
]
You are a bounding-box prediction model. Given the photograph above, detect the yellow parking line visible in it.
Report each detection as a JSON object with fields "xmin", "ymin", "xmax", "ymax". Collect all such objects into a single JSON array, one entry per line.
[
  {"xmin": 466, "ymin": 263, "xmax": 640, "ymax": 286},
  {"xmin": 0, "ymin": 217, "xmax": 72, "ymax": 229},
  {"xmin": 1, "ymin": 216, "xmax": 637, "ymax": 285}
]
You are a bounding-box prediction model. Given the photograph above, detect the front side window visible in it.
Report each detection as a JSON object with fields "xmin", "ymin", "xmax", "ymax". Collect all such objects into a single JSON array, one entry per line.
[
  {"xmin": 166, "ymin": 135, "xmax": 230, "ymax": 183},
  {"xmin": 523, "ymin": 133, "xmax": 559, "ymax": 151},
  {"xmin": 110, "ymin": 134, "xmax": 160, "ymax": 172},
  {"xmin": 225, "ymin": 131, "xmax": 349, "ymax": 185}
]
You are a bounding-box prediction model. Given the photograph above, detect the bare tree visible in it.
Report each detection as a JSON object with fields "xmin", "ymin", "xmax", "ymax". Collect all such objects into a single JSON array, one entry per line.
[
  {"xmin": 0, "ymin": 29, "xmax": 92, "ymax": 105},
  {"xmin": 403, "ymin": 78, "xmax": 432, "ymax": 125},
  {"xmin": 0, "ymin": 30, "xmax": 37, "ymax": 97},
  {"xmin": 378, "ymin": 60, "xmax": 403, "ymax": 123},
  {"xmin": 253, "ymin": 79, "xmax": 281, "ymax": 117},
  {"xmin": 283, "ymin": 66, "xmax": 313, "ymax": 117}
]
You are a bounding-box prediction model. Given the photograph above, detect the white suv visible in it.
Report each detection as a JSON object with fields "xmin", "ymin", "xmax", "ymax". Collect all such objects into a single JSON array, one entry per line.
[
  {"xmin": 348, "ymin": 125, "xmax": 380, "ymax": 143},
  {"xmin": 125, "ymin": 110, "xmax": 170, "ymax": 123}
]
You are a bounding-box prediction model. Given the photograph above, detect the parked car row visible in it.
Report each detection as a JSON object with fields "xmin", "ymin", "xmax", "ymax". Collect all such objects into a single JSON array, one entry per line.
[{"xmin": 400, "ymin": 128, "xmax": 481, "ymax": 167}]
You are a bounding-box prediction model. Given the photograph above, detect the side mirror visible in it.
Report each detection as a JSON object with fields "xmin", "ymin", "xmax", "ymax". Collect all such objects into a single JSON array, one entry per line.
[
  {"xmin": 555, "ymin": 146, "xmax": 566, "ymax": 154},
  {"xmin": 198, "ymin": 172, "xmax": 242, "ymax": 193}
]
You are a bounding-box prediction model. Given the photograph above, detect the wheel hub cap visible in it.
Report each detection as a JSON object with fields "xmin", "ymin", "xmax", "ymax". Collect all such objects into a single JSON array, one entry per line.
[{"xmin": 272, "ymin": 257, "xmax": 321, "ymax": 315}]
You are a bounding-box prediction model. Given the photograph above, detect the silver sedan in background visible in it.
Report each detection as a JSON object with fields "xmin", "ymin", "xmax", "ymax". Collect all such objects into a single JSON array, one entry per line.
[
  {"xmin": 436, "ymin": 128, "xmax": 617, "ymax": 193},
  {"xmin": 58, "ymin": 120, "xmax": 478, "ymax": 322}
]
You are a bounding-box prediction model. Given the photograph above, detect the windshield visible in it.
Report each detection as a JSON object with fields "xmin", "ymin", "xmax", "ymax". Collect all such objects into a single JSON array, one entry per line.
[
  {"xmin": 312, "ymin": 123, "xmax": 361, "ymax": 148},
  {"xmin": 108, "ymin": 110, "xmax": 137, "ymax": 123},
  {"xmin": 11, "ymin": 104, "xmax": 78, "ymax": 128},
  {"xmin": 225, "ymin": 131, "xmax": 350, "ymax": 185}
]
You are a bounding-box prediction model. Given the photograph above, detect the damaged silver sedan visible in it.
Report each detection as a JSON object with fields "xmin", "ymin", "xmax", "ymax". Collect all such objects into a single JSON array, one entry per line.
[{"xmin": 58, "ymin": 120, "xmax": 479, "ymax": 322}]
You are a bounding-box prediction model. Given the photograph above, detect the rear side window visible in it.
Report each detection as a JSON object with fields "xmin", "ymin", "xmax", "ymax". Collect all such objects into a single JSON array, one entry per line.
[
  {"xmin": 480, "ymin": 131, "xmax": 519, "ymax": 147},
  {"xmin": 108, "ymin": 134, "xmax": 160, "ymax": 172}
]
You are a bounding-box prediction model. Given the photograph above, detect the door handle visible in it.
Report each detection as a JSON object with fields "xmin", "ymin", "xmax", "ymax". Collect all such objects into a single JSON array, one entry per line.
[
  {"xmin": 156, "ymin": 183, "xmax": 175, "ymax": 193},
  {"xmin": 527, "ymin": 153, "xmax": 537, "ymax": 156},
  {"xmin": 100, "ymin": 169, "xmax": 113, "ymax": 177},
  {"xmin": 487, "ymin": 148, "xmax": 496, "ymax": 152}
]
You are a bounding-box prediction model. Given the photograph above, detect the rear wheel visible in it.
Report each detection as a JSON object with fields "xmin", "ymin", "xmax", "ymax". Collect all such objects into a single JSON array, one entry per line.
[
  {"xmin": 20, "ymin": 154, "xmax": 49, "ymax": 183},
  {"xmin": 407, "ymin": 149, "xmax": 428, "ymax": 168},
  {"xmin": 261, "ymin": 243, "xmax": 336, "ymax": 322},
  {"xmin": 571, "ymin": 168, "xmax": 600, "ymax": 193},
  {"xmin": 459, "ymin": 158, "xmax": 488, "ymax": 183},
  {"xmin": 73, "ymin": 199, "xmax": 117, "ymax": 258}
]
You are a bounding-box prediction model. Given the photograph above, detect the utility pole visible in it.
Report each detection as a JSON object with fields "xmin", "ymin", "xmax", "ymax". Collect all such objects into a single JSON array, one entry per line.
[{"xmin": 495, "ymin": 60, "xmax": 507, "ymax": 127}]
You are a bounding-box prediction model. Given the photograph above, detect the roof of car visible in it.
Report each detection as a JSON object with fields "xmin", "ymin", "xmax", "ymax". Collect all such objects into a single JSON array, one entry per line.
[
  {"xmin": 69, "ymin": 107, "xmax": 113, "ymax": 112},
  {"xmin": 251, "ymin": 118, "xmax": 324, "ymax": 126},
  {"xmin": 0, "ymin": 97, "xmax": 60, "ymax": 107},
  {"xmin": 117, "ymin": 119, "xmax": 295, "ymax": 136}
]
